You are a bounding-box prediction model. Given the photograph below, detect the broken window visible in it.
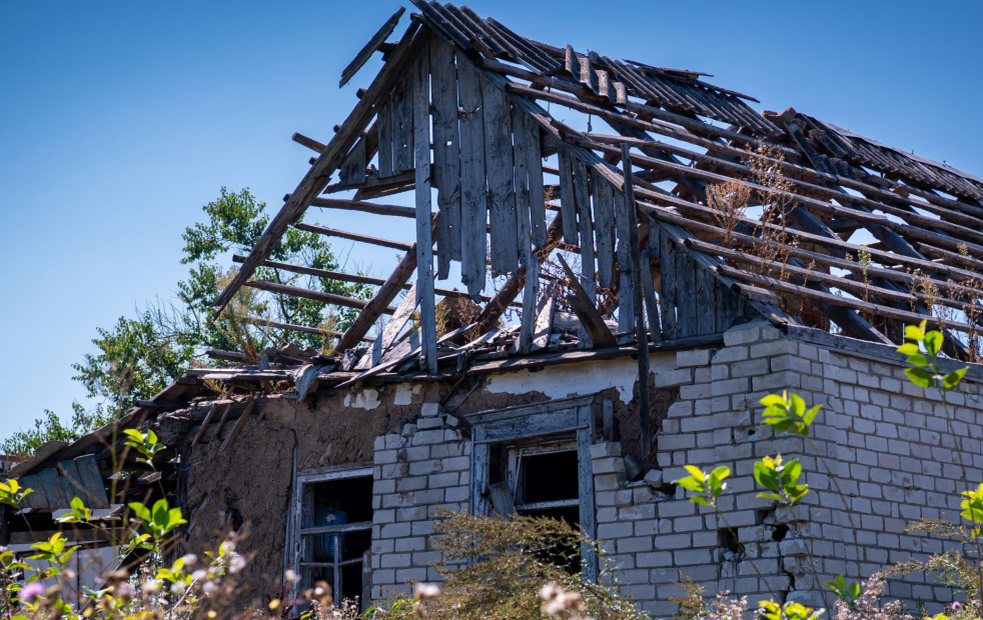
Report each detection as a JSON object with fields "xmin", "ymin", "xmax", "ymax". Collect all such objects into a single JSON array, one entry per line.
[
  {"xmin": 507, "ymin": 442, "xmax": 581, "ymax": 526},
  {"xmin": 290, "ymin": 467, "xmax": 372, "ymax": 608},
  {"xmin": 468, "ymin": 396, "xmax": 597, "ymax": 580}
]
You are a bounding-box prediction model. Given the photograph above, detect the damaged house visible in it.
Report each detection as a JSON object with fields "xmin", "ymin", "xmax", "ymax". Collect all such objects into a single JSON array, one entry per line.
[{"xmin": 7, "ymin": 3, "xmax": 983, "ymax": 615}]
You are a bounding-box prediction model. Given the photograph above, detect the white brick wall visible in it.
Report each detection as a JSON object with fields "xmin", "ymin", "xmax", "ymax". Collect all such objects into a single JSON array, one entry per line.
[
  {"xmin": 370, "ymin": 405, "xmax": 469, "ymax": 599},
  {"xmin": 366, "ymin": 322, "xmax": 983, "ymax": 615}
]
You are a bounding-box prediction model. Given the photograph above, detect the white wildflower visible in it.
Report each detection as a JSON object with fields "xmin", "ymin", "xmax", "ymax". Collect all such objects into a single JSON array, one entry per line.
[{"xmin": 414, "ymin": 583, "xmax": 440, "ymax": 601}]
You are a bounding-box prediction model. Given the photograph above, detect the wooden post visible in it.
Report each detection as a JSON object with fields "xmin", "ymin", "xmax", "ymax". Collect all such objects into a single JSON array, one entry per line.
[
  {"xmin": 622, "ymin": 144, "xmax": 651, "ymax": 460},
  {"xmin": 413, "ymin": 46, "xmax": 438, "ymax": 374}
]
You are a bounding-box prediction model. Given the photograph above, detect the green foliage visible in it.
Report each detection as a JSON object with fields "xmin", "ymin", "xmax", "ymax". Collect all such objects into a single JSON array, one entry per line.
[
  {"xmin": 758, "ymin": 600, "xmax": 822, "ymax": 620},
  {"xmin": 897, "ymin": 319, "xmax": 968, "ymax": 392},
  {"xmin": 121, "ymin": 428, "xmax": 165, "ymax": 467},
  {"xmin": 960, "ymin": 483, "xmax": 983, "ymax": 536},
  {"xmin": 0, "ymin": 478, "xmax": 32, "ymax": 508},
  {"xmin": 760, "ymin": 391, "xmax": 821, "ymax": 437},
  {"xmin": 824, "ymin": 574, "xmax": 860, "ymax": 608},
  {"xmin": 753, "ymin": 455, "xmax": 809, "ymax": 507},
  {"xmin": 674, "ymin": 465, "xmax": 730, "ymax": 508}
]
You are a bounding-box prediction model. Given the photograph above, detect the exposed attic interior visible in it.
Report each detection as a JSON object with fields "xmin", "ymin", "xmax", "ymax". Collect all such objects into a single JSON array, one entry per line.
[{"xmin": 209, "ymin": 1, "xmax": 983, "ymax": 384}]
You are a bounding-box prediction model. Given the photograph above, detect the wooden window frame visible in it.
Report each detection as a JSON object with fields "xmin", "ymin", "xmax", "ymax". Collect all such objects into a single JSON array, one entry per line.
[
  {"xmin": 466, "ymin": 395, "xmax": 597, "ymax": 581},
  {"xmin": 285, "ymin": 463, "xmax": 373, "ymax": 606}
]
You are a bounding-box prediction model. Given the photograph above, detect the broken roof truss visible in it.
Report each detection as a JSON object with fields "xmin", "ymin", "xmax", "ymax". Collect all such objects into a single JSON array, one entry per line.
[{"xmin": 214, "ymin": 1, "xmax": 983, "ymax": 376}]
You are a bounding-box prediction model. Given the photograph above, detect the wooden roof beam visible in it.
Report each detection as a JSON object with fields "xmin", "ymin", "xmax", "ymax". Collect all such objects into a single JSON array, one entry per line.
[
  {"xmin": 214, "ymin": 16, "xmax": 426, "ymax": 312},
  {"xmin": 243, "ymin": 280, "xmax": 397, "ymax": 314}
]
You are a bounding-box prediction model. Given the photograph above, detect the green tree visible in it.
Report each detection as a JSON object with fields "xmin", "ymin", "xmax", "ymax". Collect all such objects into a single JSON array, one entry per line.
[{"xmin": 2, "ymin": 188, "xmax": 368, "ymax": 455}]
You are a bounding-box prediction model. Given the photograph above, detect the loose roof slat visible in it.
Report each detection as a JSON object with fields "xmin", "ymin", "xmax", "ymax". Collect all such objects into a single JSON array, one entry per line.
[{"xmin": 339, "ymin": 6, "xmax": 406, "ymax": 88}]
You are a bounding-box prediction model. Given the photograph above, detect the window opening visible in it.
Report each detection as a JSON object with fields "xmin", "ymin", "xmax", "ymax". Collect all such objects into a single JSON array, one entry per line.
[
  {"xmin": 294, "ymin": 469, "xmax": 372, "ymax": 608},
  {"xmin": 507, "ymin": 442, "xmax": 581, "ymax": 572}
]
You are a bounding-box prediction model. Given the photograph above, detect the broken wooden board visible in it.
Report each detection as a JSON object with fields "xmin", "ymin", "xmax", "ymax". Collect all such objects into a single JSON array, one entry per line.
[
  {"xmin": 556, "ymin": 254, "xmax": 616, "ymax": 349},
  {"xmin": 339, "ymin": 7, "xmax": 406, "ymax": 88},
  {"xmin": 19, "ymin": 455, "xmax": 108, "ymax": 510}
]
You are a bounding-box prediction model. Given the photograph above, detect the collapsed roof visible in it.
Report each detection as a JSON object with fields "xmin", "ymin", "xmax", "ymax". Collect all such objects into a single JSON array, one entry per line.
[
  {"xmin": 212, "ymin": 1, "xmax": 983, "ymax": 377},
  {"xmin": 8, "ymin": 2, "xmax": 983, "ymax": 525}
]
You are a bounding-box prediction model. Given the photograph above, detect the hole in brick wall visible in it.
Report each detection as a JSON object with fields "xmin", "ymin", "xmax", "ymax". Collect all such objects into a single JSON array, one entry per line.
[
  {"xmin": 772, "ymin": 523, "xmax": 789, "ymax": 541},
  {"xmin": 755, "ymin": 508, "xmax": 776, "ymax": 525},
  {"xmin": 718, "ymin": 527, "xmax": 743, "ymax": 562},
  {"xmin": 719, "ymin": 527, "xmax": 740, "ymax": 553}
]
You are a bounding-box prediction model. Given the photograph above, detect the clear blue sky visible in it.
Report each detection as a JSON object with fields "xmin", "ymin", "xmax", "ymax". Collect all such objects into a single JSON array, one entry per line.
[{"xmin": 1, "ymin": 1, "xmax": 981, "ymax": 444}]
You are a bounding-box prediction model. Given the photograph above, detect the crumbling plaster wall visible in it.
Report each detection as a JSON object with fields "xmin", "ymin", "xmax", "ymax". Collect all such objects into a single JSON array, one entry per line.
[
  {"xmin": 183, "ymin": 320, "xmax": 983, "ymax": 614},
  {"xmin": 181, "ymin": 382, "xmax": 444, "ymax": 600}
]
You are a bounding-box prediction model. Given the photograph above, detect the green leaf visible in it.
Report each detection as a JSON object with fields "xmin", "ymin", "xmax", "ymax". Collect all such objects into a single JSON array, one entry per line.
[
  {"xmin": 896, "ymin": 343, "xmax": 919, "ymax": 356},
  {"xmin": 905, "ymin": 322, "xmax": 926, "ymax": 341},
  {"xmin": 754, "ymin": 461, "xmax": 780, "ymax": 491},
  {"xmin": 943, "ymin": 367, "xmax": 968, "ymax": 390},
  {"xmin": 129, "ymin": 502, "xmax": 151, "ymax": 522},
  {"xmin": 924, "ymin": 330, "xmax": 943, "ymax": 355},
  {"xmin": 675, "ymin": 477, "xmax": 706, "ymax": 493},
  {"xmin": 904, "ymin": 367, "xmax": 934, "ymax": 388},
  {"xmin": 759, "ymin": 394, "xmax": 787, "ymax": 407},
  {"xmin": 683, "ymin": 465, "xmax": 706, "ymax": 482},
  {"xmin": 906, "ymin": 353, "xmax": 928, "ymax": 368},
  {"xmin": 803, "ymin": 405, "xmax": 821, "ymax": 427}
]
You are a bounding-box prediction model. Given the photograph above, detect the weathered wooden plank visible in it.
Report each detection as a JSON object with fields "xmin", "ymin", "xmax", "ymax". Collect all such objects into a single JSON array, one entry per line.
[
  {"xmin": 219, "ymin": 400, "xmax": 256, "ymax": 452},
  {"xmin": 675, "ymin": 241, "xmax": 697, "ymax": 338},
  {"xmin": 573, "ymin": 161, "xmax": 595, "ymax": 297},
  {"xmin": 558, "ymin": 149, "xmax": 579, "ymax": 245},
  {"xmin": 621, "ymin": 142, "xmax": 653, "ymax": 461},
  {"xmin": 392, "ymin": 71, "xmax": 414, "ymax": 174},
  {"xmin": 192, "ymin": 403, "xmax": 219, "ymax": 448},
  {"xmin": 338, "ymin": 136, "xmax": 367, "ymax": 186},
  {"xmin": 512, "ymin": 107, "xmax": 533, "ymax": 267},
  {"xmin": 488, "ymin": 481, "xmax": 517, "ymax": 516},
  {"xmin": 413, "ymin": 50, "xmax": 438, "ymax": 375},
  {"xmin": 696, "ymin": 262, "xmax": 716, "ymax": 336},
  {"xmin": 512, "ymin": 108, "xmax": 546, "ymax": 247},
  {"xmin": 72, "ymin": 455, "xmax": 109, "ymax": 509},
  {"xmin": 339, "ymin": 6, "xmax": 405, "ymax": 87},
  {"xmin": 483, "ymin": 77, "xmax": 518, "ymax": 275},
  {"xmin": 716, "ymin": 279, "xmax": 742, "ymax": 334},
  {"xmin": 615, "ymin": 190, "xmax": 635, "ymax": 333},
  {"xmin": 244, "ymin": 280, "xmax": 397, "ymax": 313},
  {"xmin": 640, "ymin": 215, "xmax": 662, "ymax": 340},
  {"xmin": 379, "ymin": 282, "xmax": 419, "ymax": 354},
  {"xmin": 557, "ymin": 255, "xmax": 615, "ymax": 348},
  {"xmin": 576, "ymin": 412, "xmax": 597, "ymax": 581},
  {"xmin": 377, "ymin": 100, "xmax": 395, "ymax": 178},
  {"xmin": 593, "ymin": 178, "xmax": 615, "ymax": 290},
  {"xmin": 516, "ymin": 254, "xmax": 538, "ymax": 355},
  {"xmin": 458, "ymin": 59, "xmax": 487, "ymax": 298},
  {"xmin": 660, "ymin": 230, "xmax": 678, "ymax": 340},
  {"xmin": 531, "ymin": 280, "xmax": 557, "ymax": 350},
  {"xmin": 430, "ymin": 37, "xmax": 462, "ymax": 277},
  {"xmin": 470, "ymin": 441, "xmax": 490, "ymax": 516},
  {"xmin": 210, "ymin": 402, "xmax": 234, "ymax": 443}
]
